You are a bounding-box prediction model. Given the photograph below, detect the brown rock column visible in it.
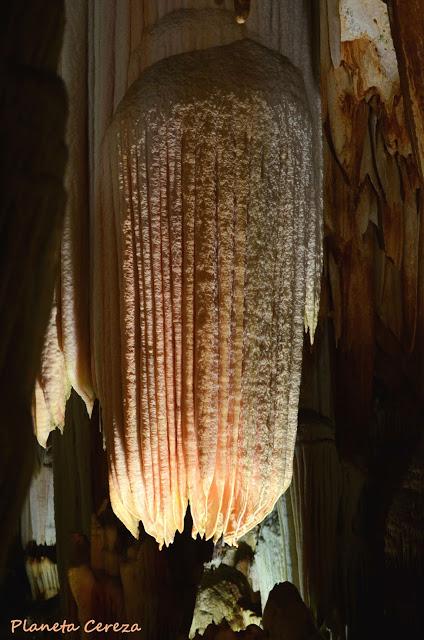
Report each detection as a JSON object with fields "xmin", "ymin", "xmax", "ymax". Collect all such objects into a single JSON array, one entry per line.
[{"xmin": 387, "ymin": 0, "xmax": 424, "ymax": 183}]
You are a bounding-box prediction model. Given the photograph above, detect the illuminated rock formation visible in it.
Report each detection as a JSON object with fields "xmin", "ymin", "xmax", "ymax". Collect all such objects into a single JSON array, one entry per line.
[
  {"xmin": 33, "ymin": 302, "xmax": 70, "ymax": 447},
  {"xmin": 33, "ymin": 0, "xmax": 93, "ymax": 447},
  {"xmin": 94, "ymin": 39, "xmax": 321, "ymax": 546}
]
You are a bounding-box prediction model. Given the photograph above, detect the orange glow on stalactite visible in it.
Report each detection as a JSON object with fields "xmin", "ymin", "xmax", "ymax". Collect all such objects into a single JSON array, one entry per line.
[{"xmin": 93, "ymin": 40, "xmax": 322, "ymax": 547}]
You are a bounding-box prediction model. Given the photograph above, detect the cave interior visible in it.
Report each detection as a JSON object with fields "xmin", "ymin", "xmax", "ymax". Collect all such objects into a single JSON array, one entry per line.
[{"xmin": 0, "ymin": 1, "xmax": 423, "ymax": 639}]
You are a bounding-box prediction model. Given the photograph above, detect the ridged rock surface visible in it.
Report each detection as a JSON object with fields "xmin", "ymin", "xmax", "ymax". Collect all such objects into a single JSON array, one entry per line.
[
  {"xmin": 33, "ymin": 301, "xmax": 70, "ymax": 447},
  {"xmin": 94, "ymin": 39, "xmax": 321, "ymax": 546},
  {"xmin": 33, "ymin": 0, "xmax": 93, "ymax": 445}
]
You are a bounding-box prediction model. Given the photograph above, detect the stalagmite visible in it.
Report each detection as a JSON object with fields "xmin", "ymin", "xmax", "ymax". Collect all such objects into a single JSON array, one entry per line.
[
  {"xmin": 94, "ymin": 38, "xmax": 321, "ymax": 547},
  {"xmin": 190, "ymin": 575, "xmax": 260, "ymax": 636},
  {"xmin": 190, "ymin": 543, "xmax": 261, "ymax": 636},
  {"xmin": 262, "ymin": 582, "xmax": 320, "ymax": 640}
]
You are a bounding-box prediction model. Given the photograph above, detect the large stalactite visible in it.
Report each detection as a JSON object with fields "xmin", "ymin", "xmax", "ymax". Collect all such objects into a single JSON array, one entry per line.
[
  {"xmin": 4, "ymin": 2, "xmax": 422, "ymax": 638},
  {"xmin": 94, "ymin": 39, "xmax": 321, "ymax": 546},
  {"xmin": 32, "ymin": 1, "xmax": 322, "ymax": 447},
  {"xmin": 25, "ymin": 3, "xmax": 322, "ymax": 633}
]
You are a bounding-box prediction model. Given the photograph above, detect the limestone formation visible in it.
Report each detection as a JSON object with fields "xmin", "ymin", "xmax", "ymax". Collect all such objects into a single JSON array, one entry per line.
[{"xmin": 95, "ymin": 38, "xmax": 321, "ymax": 547}]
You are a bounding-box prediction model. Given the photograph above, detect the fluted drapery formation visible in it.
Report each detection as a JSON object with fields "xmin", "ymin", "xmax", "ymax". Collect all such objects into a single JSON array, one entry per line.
[
  {"xmin": 33, "ymin": 301, "xmax": 70, "ymax": 447},
  {"xmin": 32, "ymin": 2, "xmax": 321, "ymax": 452},
  {"xmin": 94, "ymin": 39, "xmax": 321, "ymax": 546},
  {"xmin": 32, "ymin": 0, "xmax": 93, "ymax": 446}
]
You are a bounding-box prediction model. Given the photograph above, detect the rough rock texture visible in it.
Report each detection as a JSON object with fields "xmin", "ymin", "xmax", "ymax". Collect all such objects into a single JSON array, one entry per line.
[
  {"xmin": 33, "ymin": 1, "xmax": 321, "ymax": 450},
  {"xmin": 320, "ymin": 2, "xmax": 424, "ymax": 635},
  {"xmin": 322, "ymin": 0, "xmax": 424, "ymax": 458},
  {"xmin": 94, "ymin": 39, "xmax": 321, "ymax": 546},
  {"xmin": 190, "ymin": 562, "xmax": 261, "ymax": 636},
  {"xmin": 33, "ymin": 0, "xmax": 93, "ymax": 446},
  {"xmin": 387, "ymin": 0, "xmax": 424, "ymax": 183},
  {"xmin": 33, "ymin": 301, "xmax": 70, "ymax": 447},
  {"xmin": 127, "ymin": 8, "xmax": 245, "ymax": 84},
  {"xmin": 58, "ymin": 0, "xmax": 94, "ymax": 415}
]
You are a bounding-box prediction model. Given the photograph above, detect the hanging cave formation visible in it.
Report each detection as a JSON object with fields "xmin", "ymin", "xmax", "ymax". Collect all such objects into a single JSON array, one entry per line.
[
  {"xmin": 0, "ymin": 1, "xmax": 423, "ymax": 639},
  {"xmin": 94, "ymin": 37, "xmax": 320, "ymax": 547}
]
